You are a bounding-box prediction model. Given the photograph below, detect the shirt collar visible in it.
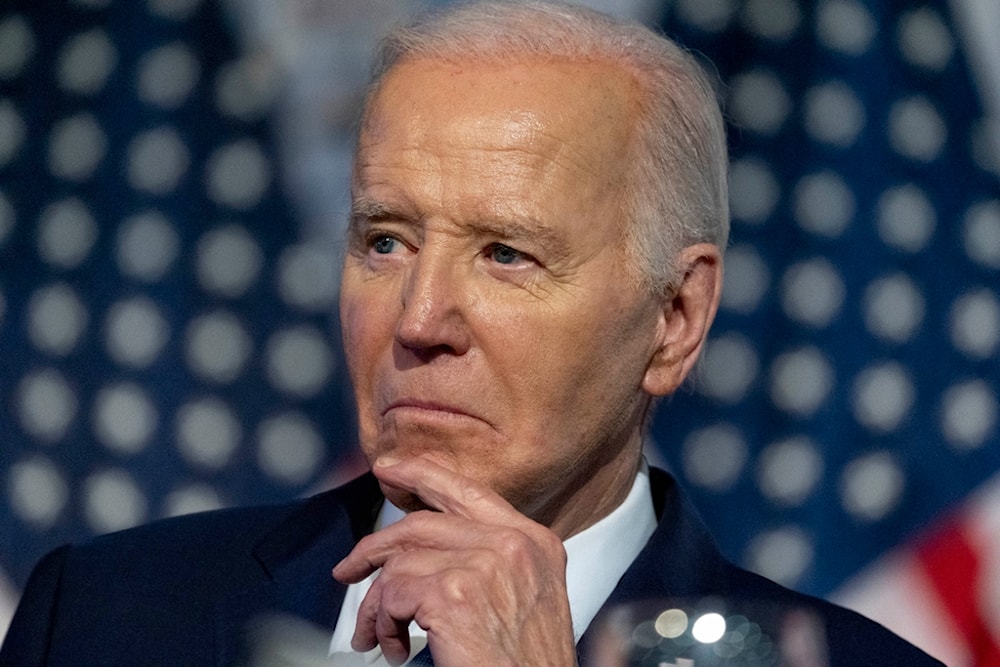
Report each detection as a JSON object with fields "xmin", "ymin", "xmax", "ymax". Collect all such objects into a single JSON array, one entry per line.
[{"xmin": 564, "ymin": 461, "xmax": 657, "ymax": 641}]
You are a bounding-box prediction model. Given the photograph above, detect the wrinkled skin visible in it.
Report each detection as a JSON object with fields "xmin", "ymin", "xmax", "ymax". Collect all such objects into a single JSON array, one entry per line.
[
  {"xmin": 336, "ymin": 58, "xmax": 722, "ymax": 666},
  {"xmin": 334, "ymin": 458, "xmax": 576, "ymax": 665}
]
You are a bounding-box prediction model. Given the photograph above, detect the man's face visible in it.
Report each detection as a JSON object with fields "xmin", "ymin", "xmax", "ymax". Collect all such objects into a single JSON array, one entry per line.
[{"xmin": 340, "ymin": 58, "xmax": 668, "ymax": 535}]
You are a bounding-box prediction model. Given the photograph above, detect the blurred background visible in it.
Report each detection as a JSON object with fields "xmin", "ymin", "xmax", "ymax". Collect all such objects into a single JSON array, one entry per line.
[{"xmin": 1, "ymin": 0, "xmax": 997, "ymax": 664}]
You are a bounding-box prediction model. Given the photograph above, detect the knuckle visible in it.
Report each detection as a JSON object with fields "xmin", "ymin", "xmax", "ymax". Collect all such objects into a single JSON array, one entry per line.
[
  {"xmin": 439, "ymin": 568, "xmax": 474, "ymax": 606},
  {"xmin": 495, "ymin": 529, "xmax": 530, "ymax": 560},
  {"xmin": 540, "ymin": 530, "xmax": 567, "ymax": 561}
]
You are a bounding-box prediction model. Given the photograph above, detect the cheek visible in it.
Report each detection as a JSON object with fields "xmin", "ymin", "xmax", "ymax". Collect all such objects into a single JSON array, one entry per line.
[
  {"xmin": 339, "ymin": 301, "xmax": 365, "ymax": 372},
  {"xmin": 340, "ymin": 293, "xmax": 388, "ymax": 455},
  {"xmin": 494, "ymin": 322, "xmax": 608, "ymax": 424},
  {"xmin": 340, "ymin": 289, "xmax": 392, "ymax": 387},
  {"xmin": 524, "ymin": 302, "xmax": 655, "ymax": 408}
]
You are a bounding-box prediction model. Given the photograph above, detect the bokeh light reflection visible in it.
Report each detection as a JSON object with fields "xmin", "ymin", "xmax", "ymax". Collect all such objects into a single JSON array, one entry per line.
[
  {"xmin": 588, "ymin": 598, "xmax": 823, "ymax": 666},
  {"xmin": 655, "ymin": 608, "xmax": 689, "ymax": 639},
  {"xmin": 692, "ymin": 612, "xmax": 727, "ymax": 643}
]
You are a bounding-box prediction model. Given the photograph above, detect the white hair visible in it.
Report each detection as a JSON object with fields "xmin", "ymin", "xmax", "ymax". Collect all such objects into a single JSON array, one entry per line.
[{"xmin": 360, "ymin": 0, "xmax": 729, "ymax": 292}]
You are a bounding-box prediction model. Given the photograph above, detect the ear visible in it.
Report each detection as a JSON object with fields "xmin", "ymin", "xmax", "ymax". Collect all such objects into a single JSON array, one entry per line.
[{"xmin": 642, "ymin": 243, "xmax": 723, "ymax": 397}]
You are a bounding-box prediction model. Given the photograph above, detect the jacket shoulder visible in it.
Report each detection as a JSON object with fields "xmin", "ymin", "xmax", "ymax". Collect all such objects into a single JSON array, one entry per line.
[
  {"xmin": 0, "ymin": 473, "xmax": 382, "ymax": 666},
  {"xmin": 630, "ymin": 467, "xmax": 944, "ymax": 666}
]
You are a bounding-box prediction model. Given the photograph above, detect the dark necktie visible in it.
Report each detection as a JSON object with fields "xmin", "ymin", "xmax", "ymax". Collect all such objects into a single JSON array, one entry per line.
[{"xmin": 408, "ymin": 646, "xmax": 434, "ymax": 666}]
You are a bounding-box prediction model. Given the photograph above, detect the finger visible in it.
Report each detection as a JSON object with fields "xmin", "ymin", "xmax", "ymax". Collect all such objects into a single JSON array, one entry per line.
[
  {"xmin": 332, "ymin": 529, "xmax": 397, "ymax": 583},
  {"xmin": 350, "ymin": 574, "xmax": 383, "ymax": 653},
  {"xmin": 354, "ymin": 564, "xmax": 446, "ymax": 666},
  {"xmin": 353, "ymin": 575, "xmax": 413, "ymax": 666},
  {"xmin": 372, "ymin": 456, "xmax": 524, "ymax": 525},
  {"xmin": 333, "ymin": 511, "xmax": 470, "ymax": 582},
  {"xmin": 374, "ymin": 593, "xmax": 414, "ymax": 667}
]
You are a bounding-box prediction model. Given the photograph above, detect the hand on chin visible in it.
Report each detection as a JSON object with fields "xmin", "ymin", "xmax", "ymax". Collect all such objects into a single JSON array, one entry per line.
[
  {"xmin": 367, "ymin": 427, "xmax": 479, "ymax": 512},
  {"xmin": 333, "ymin": 456, "xmax": 577, "ymax": 666},
  {"xmin": 371, "ymin": 449, "xmax": 458, "ymax": 513}
]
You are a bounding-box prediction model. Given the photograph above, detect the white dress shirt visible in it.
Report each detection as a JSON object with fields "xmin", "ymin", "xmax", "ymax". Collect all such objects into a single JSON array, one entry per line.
[{"xmin": 329, "ymin": 465, "xmax": 657, "ymax": 666}]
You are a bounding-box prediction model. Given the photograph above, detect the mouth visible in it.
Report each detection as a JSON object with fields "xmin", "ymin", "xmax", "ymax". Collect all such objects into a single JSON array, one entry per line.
[
  {"xmin": 369, "ymin": 397, "xmax": 502, "ymax": 462},
  {"xmin": 383, "ymin": 399, "xmax": 479, "ymax": 419},
  {"xmin": 380, "ymin": 399, "xmax": 498, "ymax": 432}
]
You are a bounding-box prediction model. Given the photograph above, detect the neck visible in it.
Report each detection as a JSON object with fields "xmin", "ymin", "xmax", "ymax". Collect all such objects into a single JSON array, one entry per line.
[{"xmin": 536, "ymin": 445, "xmax": 644, "ymax": 540}]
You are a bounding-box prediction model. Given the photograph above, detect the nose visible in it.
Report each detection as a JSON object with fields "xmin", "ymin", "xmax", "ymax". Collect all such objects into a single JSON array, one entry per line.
[{"xmin": 394, "ymin": 249, "xmax": 472, "ymax": 357}]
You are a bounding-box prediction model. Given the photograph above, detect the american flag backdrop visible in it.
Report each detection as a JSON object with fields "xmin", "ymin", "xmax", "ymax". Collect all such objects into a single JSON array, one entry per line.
[
  {"xmin": 1, "ymin": 1, "xmax": 998, "ymax": 665},
  {"xmin": 0, "ymin": 0, "xmax": 364, "ymax": 635},
  {"xmin": 655, "ymin": 0, "xmax": 1000, "ymax": 664}
]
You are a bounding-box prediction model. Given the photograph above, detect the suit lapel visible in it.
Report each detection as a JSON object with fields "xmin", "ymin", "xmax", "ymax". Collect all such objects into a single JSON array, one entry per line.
[{"xmin": 213, "ymin": 473, "xmax": 384, "ymax": 666}]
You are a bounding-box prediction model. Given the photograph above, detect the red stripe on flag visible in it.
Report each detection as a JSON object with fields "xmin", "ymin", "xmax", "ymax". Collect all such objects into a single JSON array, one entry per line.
[{"xmin": 915, "ymin": 518, "xmax": 1000, "ymax": 666}]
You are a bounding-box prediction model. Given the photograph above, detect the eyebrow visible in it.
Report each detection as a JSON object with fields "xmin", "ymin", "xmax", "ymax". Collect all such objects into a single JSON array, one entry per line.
[
  {"xmin": 349, "ymin": 196, "xmax": 408, "ymax": 227},
  {"xmin": 350, "ymin": 195, "xmax": 572, "ymax": 260},
  {"xmin": 467, "ymin": 215, "xmax": 570, "ymax": 259}
]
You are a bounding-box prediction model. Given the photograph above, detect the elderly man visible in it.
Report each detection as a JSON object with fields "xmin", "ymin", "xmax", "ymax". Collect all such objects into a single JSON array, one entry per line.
[{"xmin": 1, "ymin": 2, "xmax": 941, "ymax": 666}]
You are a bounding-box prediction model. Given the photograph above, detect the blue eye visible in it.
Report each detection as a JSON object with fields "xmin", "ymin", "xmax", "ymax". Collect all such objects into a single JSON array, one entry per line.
[
  {"xmin": 372, "ymin": 236, "xmax": 397, "ymax": 254},
  {"xmin": 489, "ymin": 243, "xmax": 522, "ymax": 265}
]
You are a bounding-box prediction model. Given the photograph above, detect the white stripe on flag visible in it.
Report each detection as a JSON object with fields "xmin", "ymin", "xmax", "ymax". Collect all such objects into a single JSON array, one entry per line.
[
  {"xmin": 833, "ymin": 549, "xmax": 967, "ymax": 666},
  {"xmin": 962, "ymin": 473, "xmax": 1000, "ymax": 649}
]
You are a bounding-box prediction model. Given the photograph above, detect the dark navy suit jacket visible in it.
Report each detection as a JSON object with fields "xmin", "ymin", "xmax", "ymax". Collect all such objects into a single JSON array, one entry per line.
[{"xmin": 1, "ymin": 468, "xmax": 942, "ymax": 666}]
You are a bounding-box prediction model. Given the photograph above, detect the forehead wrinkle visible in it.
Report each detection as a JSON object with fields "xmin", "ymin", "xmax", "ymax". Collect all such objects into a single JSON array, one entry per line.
[
  {"xmin": 353, "ymin": 59, "xmax": 637, "ymax": 261},
  {"xmin": 534, "ymin": 126, "xmax": 614, "ymax": 183},
  {"xmin": 442, "ymin": 115, "xmax": 609, "ymax": 184},
  {"xmin": 352, "ymin": 146, "xmax": 446, "ymax": 222}
]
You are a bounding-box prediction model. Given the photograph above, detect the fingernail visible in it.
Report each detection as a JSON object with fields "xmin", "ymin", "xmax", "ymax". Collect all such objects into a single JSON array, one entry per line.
[{"xmin": 374, "ymin": 456, "xmax": 399, "ymax": 468}]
